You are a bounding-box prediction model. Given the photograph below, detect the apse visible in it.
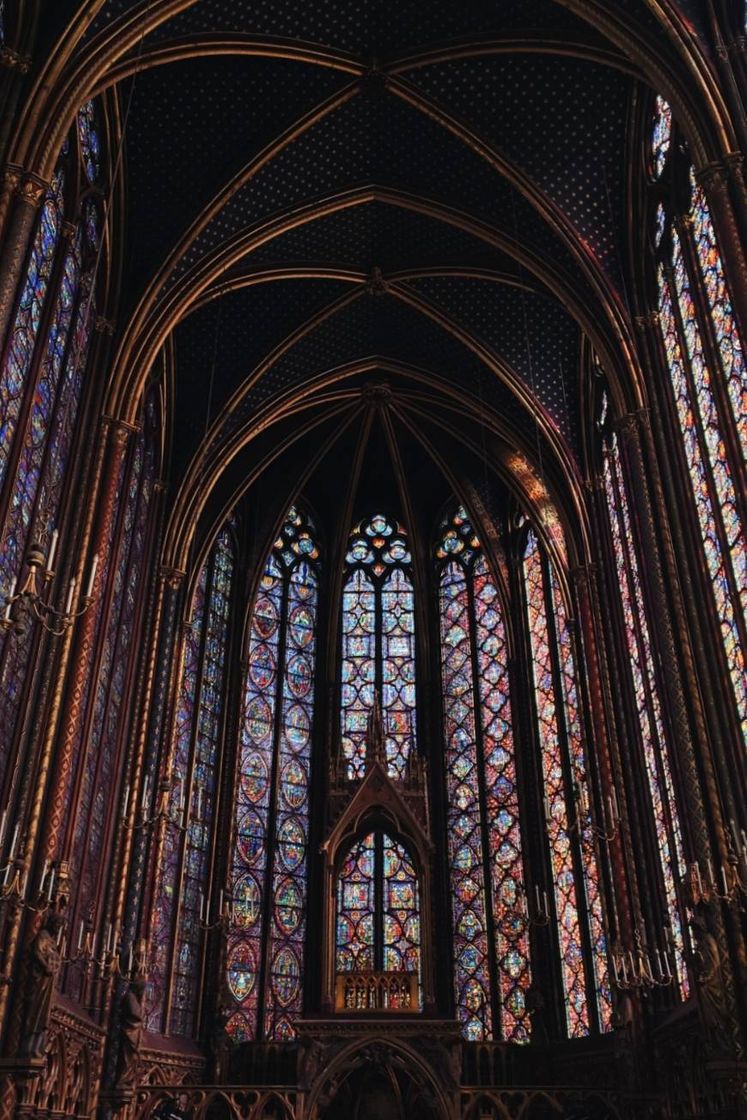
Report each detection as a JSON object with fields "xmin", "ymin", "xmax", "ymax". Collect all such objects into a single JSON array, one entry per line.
[{"xmin": 0, "ymin": 3, "xmax": 745, "ymax": 1119}]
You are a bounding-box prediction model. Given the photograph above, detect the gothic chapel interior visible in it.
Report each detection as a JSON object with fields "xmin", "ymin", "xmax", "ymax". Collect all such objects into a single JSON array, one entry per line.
[{"xmin": 0, "ymin": 1, "xmax": 746, "ymax": 1117}]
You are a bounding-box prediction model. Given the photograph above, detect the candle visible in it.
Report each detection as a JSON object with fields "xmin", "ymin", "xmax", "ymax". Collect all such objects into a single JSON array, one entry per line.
[
  {"xmin": 534, "ymin": 884, "xmax": 541, "ymax": 913},
  {"xmin": 65, "ymin": 576, "xmax": 76, "ymax": 615},
  {"xmin": 178, "ymin": 779, "xmax": 184, "ymax": 813},
  {"xmin": 47, "ymin": 529, "xmax": 59, "ymax": 572},
  {"xmin": 85, "ymin": 554, "xmax": 99, "ymax": 598},
  {"xmin": 122, "ymin": 783, "xmax": 130, "ymax": 817},
  {"xmin": 197, "ymin": 786, "xmax": 204, "ymax": 821},
  {"xmin": 706, "ymin": 858, "xmax": 715, "ymax": 888},
  {"xmin": 721, "ymin": 865, "xmax": 731, "ymax": 896},
  {"xmin": 611, "ymin": 955, "xmax": 619, "ymax": 984},
  {"xmin": 128, "ymin": 945, "xmax": 134, "ymax": 974},
  {"xmin": 199, "ymin": 891, "xmax": 205, "ymax": 923},
  {"xmin": 9, "ymin": 824, "xmax": 19, "ymax": 860},
  {"xmin": 219, "ymin": 889, "xmax": 224, "ymax": 915},
  {"xmin": 77, "ymin": 920, "xmax": 84, "ymax": 951},
  {"xmin": 141, "ymin": 776, "xmax": 151, "ymax": 810},
  {"xmin": 47, "ymin": 867, "xmax": 55, "ymax": 901},
  {"xmin": 611, "ymin": 788, "xmax": 619, "ymax": 818},
  {"xmin": 0, "ymin": 808, "xmax": 7, "ymax": 846},
  {"xmin": 542, "ymin": 889, "xmax": 549, "ymax": 915}
]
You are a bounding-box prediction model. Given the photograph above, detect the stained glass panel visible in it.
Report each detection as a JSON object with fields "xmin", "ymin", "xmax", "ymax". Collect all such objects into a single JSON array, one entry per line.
[
  {"xmin": 227, "ymin": 508, "xmax": 318, "ymax": 1042},
  {"xmin": 524, "ymin": 532, "xmax": 588, "ymax": 1038},
  {"xmin": 689, "ymin": 174, "xmax": 747, "ymax": 454},
  {"xmin": 438, "ymin": 508, "xmax": 530, "ymax": 1043},
  {"xmin": 336, "ymin": 834, "xmax": 376, "ymax": 973},
  {"xmin": 603, "ymin": 440, "xmax": 688, "ymax": 994},
  {"xmin": 0, "ymin": 168, "xmax": 64, "ymax": 490},
  {"xmin": 652, "ymin": 95, "xmax": 672, "ymax": 178},
  {"xmin": 440, "ymin": 559, "xmax": 492, "ymax": 1041},
  {"xmin": 171, "ymin": 529, "xmax": 234, "ymax": 1037},
  {"xmin": 660, "ymin": 242, "xmax": 747, "ymax": 740},
  {"xmin": 77, "ymin": 100, "xmax": 101, "ymax": 184},
  {"xmin": 341, "ymin": 515, "xmax": 416, "ymax": 779}
]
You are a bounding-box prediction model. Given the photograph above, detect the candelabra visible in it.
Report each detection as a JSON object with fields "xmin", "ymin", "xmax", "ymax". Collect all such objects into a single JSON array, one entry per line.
[
  {"xmin": 61, "ymin": 919, "xmax": 148, "ymax": 982},
  {"xmin": 126, "ymin": 775, "xmax": 186, "ymax": 834},
  {"xmin": 686, "ymin": 830, "xmax": 747, "ymax": 911},
  {"xmin": 198, "ymin": 889, "xmax": 235, "ymax": 931},
  {"xmin": 0, "ymin": 534, "xmax": 98, "ymax": 637},
  {"xmin": 610, "ymin": 929, "xmax": 676, "ymax": 990}
]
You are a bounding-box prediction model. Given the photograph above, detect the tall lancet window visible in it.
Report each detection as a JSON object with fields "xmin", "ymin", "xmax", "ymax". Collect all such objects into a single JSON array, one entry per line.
[
  {"xmin": 602, "ymin": 428, "xmax": 688, "ymax": 994},
  {"xmin": 651, "ymin": 96, "xmax": 747, "ymax": 747},
  {"xmin": 226, "ymin": 508, "xmax": 319, "ymax": 1043},
  {"xmin": 0, "ymin": 102, "xmax": 103, "ymax": 790},
  {"xmin": 523, "ymin": 530, "xmax": 611, "ymax": 1037},
  {"xmin": 437, "ymin": 507, "xmax": 530, "ymax": 1042},
  {"xmin": 149, "ymin": 524, "xmax": 235, "ymax": 1036},
  {"xmin": 341, "ymin": 514, "xmax": 416, "ymax": 779}
]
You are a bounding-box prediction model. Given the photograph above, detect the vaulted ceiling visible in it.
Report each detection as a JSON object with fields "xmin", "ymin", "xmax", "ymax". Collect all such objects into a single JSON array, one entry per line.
[{"xmin": 40, "ymin": 0, "xmax": 728, "ymax": 566}]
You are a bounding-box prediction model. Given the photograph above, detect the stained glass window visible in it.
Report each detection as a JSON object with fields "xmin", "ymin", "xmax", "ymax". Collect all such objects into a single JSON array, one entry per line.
[
  {"xmin": 523, "ymin": 530, "xmax": 611, "ymax": 1037},
  {"xmin": 602, "ymin": 434, "xmax": 688, "ymax": 994},
  {"xmin": 335, "ymin": 830, "xmax": 421, "ymax": 1002},
  {"xmin": 652, "ymin": 98, "xmax": 747, "ymax": 749},
  {"xmin": 341, "ymin": 515, "xmax": 416, "ymax": 779},
  {"xmin": 437, "ymin": 506, "xmax": 530, "ymax": 1042},
  {"xmin": 64, "ymin": 415, "xmax": 156, "ymax": 1000},
  {"xmin": 0, "ymin": 107, "xmax": 102, "ymax": 799},
  {"xmin": 148, "ymin": 525, "xmax": 235, "ymax": 1035},
  {"xmin": 226, "ymin": 508, "xmax": 319, "ymax": 1042}
]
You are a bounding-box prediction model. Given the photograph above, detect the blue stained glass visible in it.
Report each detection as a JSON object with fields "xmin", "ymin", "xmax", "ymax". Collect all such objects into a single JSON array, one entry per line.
[{"xmin": 227, "ymin": 508, "xmax": 318, "ymax": 1043}]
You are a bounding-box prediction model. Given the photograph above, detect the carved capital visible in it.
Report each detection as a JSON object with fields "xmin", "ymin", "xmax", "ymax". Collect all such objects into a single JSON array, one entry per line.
[
  {"xmin": 94, "ymin": 316, "xmax": 116, "ymax": 336},
  {"xmin": 0, "ymin": 47, "xmax": 31, "ymax": 73},
  {"xmin": 16, "ymin": 175, "xmax": 47, "ymax": 209},
  {"xmin": 614, "ymin": 408, "xmax": 649, "ymax": 444},
  {"xmin": 2, "ymin": 164, "xmax": 22, "ymax": 193},
  {"xmin": 159, "ymin": 566, "xmax": 185, "ymax": 590},
  {"xmin": 695, "ymin": 161, "xmax": 730, "ymax": 194},
  {"xmin": 634, "ymin": 311, "xmax": 660, "ymax": 332},
  {"xmin": 103, "ymin": 415, "xmax": 138, "ymax": 447}
]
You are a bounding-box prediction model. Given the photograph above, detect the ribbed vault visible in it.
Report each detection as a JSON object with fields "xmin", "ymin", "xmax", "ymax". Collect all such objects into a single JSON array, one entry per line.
[{"xmin": 17, "ymin": 0, "xmax": 735, "ymax": 568}]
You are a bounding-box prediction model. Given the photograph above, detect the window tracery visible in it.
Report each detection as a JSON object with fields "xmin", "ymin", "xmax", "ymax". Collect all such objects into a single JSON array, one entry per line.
[
  {"xmin": 651, "ymin": 97, "xmax": 747, "ymax": 748},
  {"xmin": 0, "ymin": 105, "xmax": 103, "ymax": 797},
  {"xmin": 437, "ymin": 507, "xmax": 530, "ymax": 1042},
  {"xmin": 341, "ymin": 514, "xmax": 416, "ymax": 780},
  {"xmin": 226, "ymin": 508, "xmax": 319, "ymax": 1042},
  {"xmin": 335, "ymin": 830, "xmax": 421, "ymax": 1005},
  {"xmin": 600, "ymin": 428, "xmax": 688, "ymax": 994},
  {"xmin": 149, "ymin": 523, "xmax": 235, "ymax": 1036},
  {"xmin": 522, "ymin": 530, "xmax": 611, "ymax": 1037}
]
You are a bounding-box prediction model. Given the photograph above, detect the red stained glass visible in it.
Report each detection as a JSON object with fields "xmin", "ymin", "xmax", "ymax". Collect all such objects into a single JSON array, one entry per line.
[
  {"xmin": 341, "ymin": 515, "xmax": 416, "ymax": 779},
  {"xmin": 604, "ymin": 439, "xmax": 688, "ymax": 994},
  {"xmin": 227, "ymin": 508, "xmax": 318, "ymax": 1041}
]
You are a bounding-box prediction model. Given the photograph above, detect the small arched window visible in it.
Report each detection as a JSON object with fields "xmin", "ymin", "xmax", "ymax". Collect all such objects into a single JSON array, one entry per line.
[
  {"xmin": 437, "ymin": 507, "xmax": 530, "ymax": 1042},
  {"xmin": 335, "ymin": 830, "xmax": 421, "ymax": 1008},
  {"xmin": 226, "ymin": 507, "xmax": 319, "ymax": 1042},
  {"xmin": 341, "ymin": 514, "xmax": 417, "ymax": 780}
]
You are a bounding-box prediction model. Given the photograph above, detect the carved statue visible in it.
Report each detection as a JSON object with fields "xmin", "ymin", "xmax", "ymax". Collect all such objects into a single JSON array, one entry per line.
[
  {"xmin": 690, "ymin": 910, "xmax": 731, "ymax": 1054},
  {"xmin": 526, "ymin": 983, "xmax": 549, "ymax": 1045},
  {"xmin": 19, "ymin": 911, "xmax": 65, "ymax": 1059},
  {"xmin": 115, "ymin": 977, "xmax": 146, "ymax": 1087}
]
